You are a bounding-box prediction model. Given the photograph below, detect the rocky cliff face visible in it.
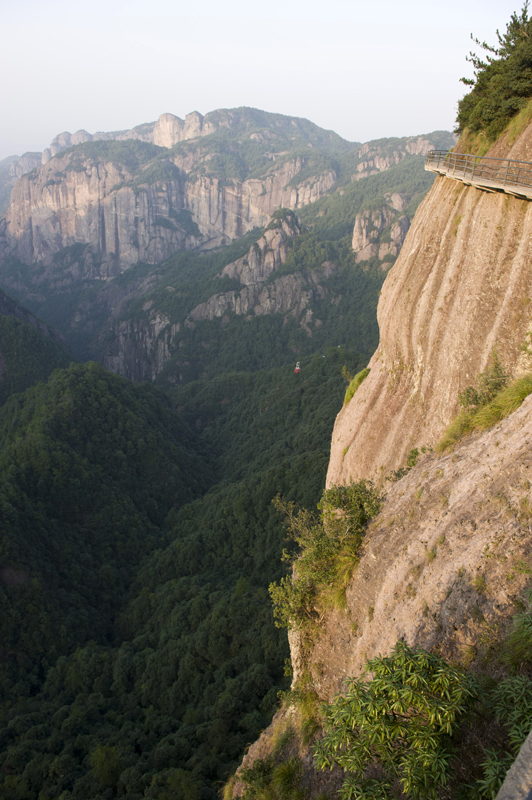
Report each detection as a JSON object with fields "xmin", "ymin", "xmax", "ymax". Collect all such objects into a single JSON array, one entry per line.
[
  {"xmin": 25, "ymin": 110, "xmax": 220, "ymax": 166},
  {"xmin": 230, "ymin": 123, "xmax": 532, "ymax": 800},
  {"xmin": 1, "ymin": 112, "xmax": 453, "ymax": 278},
  {"xmin": 235, "ymin": 391, "xmax": 532, "ymax": 797},
  {"xmin": 352, "ymin": 135, "xmax": 438, "ymax": 180},
  {"xmin": 327, "ymin": 120, "xmax": 532, "ymax": 488},
  {"xmin": 351, "ymin": 191, "xmax": 411, "ymax": 264},
  {"xmin": 1, "ymin": 139, "xmax": 336, "ymax": 272},
  {"xmin": 3, "ymin": 154, "xmax": 191, "ymax": 274},
  {"xmin": 296, "ymin": 394, "xmax": 532, "ymax": 692},
  {"xmin": 187, "ymin": 215, "xmax": 336, "ymax": 323},
  {"xmin": 102, "ymin": 212, "xmax": 336, "ymax": 380},
  {"xmin": 0, "ymin": 113, "xmax": 453, "ymax": 388}
]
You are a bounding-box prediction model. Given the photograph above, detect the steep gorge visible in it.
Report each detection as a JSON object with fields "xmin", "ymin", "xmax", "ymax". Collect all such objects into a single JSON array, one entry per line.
[
  {"xmin": 231, "ymin": 114, "xmax": 532, "ymax": 800},
  {"xmin": 0, "ymin": 112, "xmax": 451, "ymax": 385}
]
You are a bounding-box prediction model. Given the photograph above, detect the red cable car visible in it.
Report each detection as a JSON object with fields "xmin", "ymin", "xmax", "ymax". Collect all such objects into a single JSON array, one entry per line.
[{"xmin": 294, "ymin": 361, "xmax": 301, "ymax": 373}]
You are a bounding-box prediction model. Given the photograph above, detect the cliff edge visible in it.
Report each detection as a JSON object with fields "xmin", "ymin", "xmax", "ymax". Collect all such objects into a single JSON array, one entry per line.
[{"xmin": 327, "ymin": 120, "xmax": 532, "ymax": 487}]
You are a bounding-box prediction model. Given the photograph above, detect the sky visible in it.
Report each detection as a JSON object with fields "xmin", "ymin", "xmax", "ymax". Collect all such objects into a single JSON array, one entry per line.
[{"xmin": 0, "ymin": 0, "xmax": 525, "ymax": 160}]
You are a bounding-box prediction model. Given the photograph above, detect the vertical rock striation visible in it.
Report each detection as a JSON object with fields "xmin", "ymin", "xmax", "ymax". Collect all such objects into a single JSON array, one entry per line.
[{"xmin": 328, "ymin": 121, "xmax": 532, "ymax": 487}]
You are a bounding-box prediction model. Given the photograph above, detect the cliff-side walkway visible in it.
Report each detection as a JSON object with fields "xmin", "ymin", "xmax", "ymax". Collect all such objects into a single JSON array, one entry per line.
[{"xmin": 425, "ymin": 150, "xmax": 532, "ymax": 200}]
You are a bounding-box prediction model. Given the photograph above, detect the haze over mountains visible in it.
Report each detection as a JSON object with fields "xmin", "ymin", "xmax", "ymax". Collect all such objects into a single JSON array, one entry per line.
[
  {"xmin": 0, "ymin": 106, "xmax": 459, "ymax": 799},
  {"xmin": 0, "ymin": 107, "xmax": 453, "ymax": 381},
  {"xmin": 3, "ymin": 2, "xmax": 532, "ymax": 796}
]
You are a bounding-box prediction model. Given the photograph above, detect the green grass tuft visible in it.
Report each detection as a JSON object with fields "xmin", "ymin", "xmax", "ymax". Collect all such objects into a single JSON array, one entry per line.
[
  {"xmin": 437, "ymin": 374, "xmax": 532, "ymax": 452},
  {"xmin": 506, "ymin": 96, "xmax": 532, "ymax": 143},
  {"xmin": 502, "ymin": 607, "xmax": 532, "ymax": 670},
  {"xmin": 271, "ymin": 758, "xmax": 302, "ymax": 795},
  {"xmin": 474, "ymin": 374, "xmax": 532, "ymax": 428},
  {"xmin": 344, "ymin": 368, "xmax": 370, "ymax": 405},
  {"xmin": 436, "ymin": 409, "xmax": 475, "ymax": 452}
]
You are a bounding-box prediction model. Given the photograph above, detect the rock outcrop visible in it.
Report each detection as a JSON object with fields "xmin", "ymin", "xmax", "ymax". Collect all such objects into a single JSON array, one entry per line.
[
  {"xmin": 328, "ymin": 120, "xmax": 532, "ymax": 488},
  {"xmin": 1, "ymin": 142, "xmax": 336, "ymax": 272},
  {"xmin": 238, "ymin": 389, "xmax": 532, "ymax": 798},
  {"xmin": 101, "ymin": 211, "xmax": 334, "ymax": 380},
  {"xmin": 8, "ymin": 152, "xmax": 42, "ymax": 181},
  {"xmin": 2, "ymin": 155, "xmax": 191, "ymax": 274},
  {"xmin": 351, "ymin": 196, "xmax": 411, "ymax": 264},
  {"xmin": 104, "ymin": 312, "xmax": 182, "ymax": 383},
  {"xmin": 231, "ymin": 124, "xmax": 532, "ymax": 799},
  {"xmin": 352, "ymin": 135, "xmax": 436, "ymax": 180},
  {"xmin": 1, "ymin": 112, "xmax": 454, "ymax": 277},
  {"xmin": 36, "ymin": 111, "xmax": 219, "ymax": 164},
  {"xmin": 297, "ymin": 394, "xmax": 532, "ymax": 692}
]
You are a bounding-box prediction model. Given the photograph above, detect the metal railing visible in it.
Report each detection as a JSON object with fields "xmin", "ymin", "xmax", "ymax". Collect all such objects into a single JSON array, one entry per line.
[{"xmin": 425, "ymin": 150, "xmax": 532, "ymax": 198}]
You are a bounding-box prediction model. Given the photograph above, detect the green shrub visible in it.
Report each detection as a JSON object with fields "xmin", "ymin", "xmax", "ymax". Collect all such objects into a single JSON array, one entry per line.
[
  {"xmin": 436, "ymin": 352, "xmax": 532, "ymax": 451},
  {"xmin": 456, "ymin": 4, "xmax": 532, "ymax": 139},
  {"xmin": 472, "ymin": 676, "xmax": 532, "ymax": 797},
  {"xmin": 239, "ymin": 756, "xmax": 304, "ymax": 800},
  {"xmin": 269, "ymin": 482, "xmax": 381, "ymax": 631},
  {"xmin": 438, "ymin": 373, "xmax": 532, "ymax": 451},
  {"xmin": 90, "ymin": 744, "xmax": 123, "ymax": 788},
  {"xmin": 314, "ymin": 641, "xmax": 480, "ymax": 800},
  {"xmin": 474, "ymin": 373, "xmax": 532, "ymax": 424},
  {"xmin": 458, "ymin": 351, "xmax": 509, "ymax": 411},
  {"xmin": 475, "ymin": 750, "xmax": 516, "ymax": 799},
  {"xmin": 154, "ymin": 214, "xmax": 177, "ymax": 230},
  {"xmin": 406, "ymin": 447, "xmax": 419, "ymax": 468},
  {"xmin": 271, "ymin": 758, "xmax": 303, "ymax": 796},
  {"xmin": 386, "ymin": 447, "xmax": 420, "ymax": 482},
  {"xmin": 344, "ymin": 367, "xmax": 370, "ymax": 405},
  {"xmin": 437, "ymin": 408, "xmax": 477, "ymax": 452},
  {"xmin": 502, "ymin": 602, "xmax": 532, "ymax": 669},
  {"xmin": 490, "ymin": 676, "xmax": 532, "ymax": 753}
]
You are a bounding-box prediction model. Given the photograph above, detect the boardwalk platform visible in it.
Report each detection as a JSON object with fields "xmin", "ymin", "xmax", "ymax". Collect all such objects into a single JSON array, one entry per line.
[{"xmin": 425, "ymin": 150, "xmax": 532, "ymax": 200}]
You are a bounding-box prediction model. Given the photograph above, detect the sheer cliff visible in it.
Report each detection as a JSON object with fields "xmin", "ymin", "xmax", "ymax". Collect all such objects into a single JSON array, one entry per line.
[
  {"xmin": 327, "ymin": 118, "xmax": 532, "ymax": 487},
  {"xmin": 230, "ymin": 113, "xmax": 532, "ymax": 800},
  {"xmin": 0, "ymin": 109, "xmax": 352, "ymax": 272},
  {"xmin": 0, "ymin": 110, "xmax": 452, "ymax": 276},
  {"xmin": 0, "ymin": 112, "xmax": 452, "ymax": 382},
  {"xmin": 234, "ymin": 395, "xmax": 532, "ymax": 796}
]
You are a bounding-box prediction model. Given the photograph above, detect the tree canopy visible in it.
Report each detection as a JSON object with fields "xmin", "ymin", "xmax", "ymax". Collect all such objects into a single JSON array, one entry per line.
[{"xmin": 457, "ymin": 3, "xmax": 532, "ymax": 138}]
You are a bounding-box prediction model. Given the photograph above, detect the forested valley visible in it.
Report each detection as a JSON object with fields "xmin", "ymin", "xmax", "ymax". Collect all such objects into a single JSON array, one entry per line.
[{"xmin": 0, "ymin": 110, "xmax": 452, "ymax": 799}]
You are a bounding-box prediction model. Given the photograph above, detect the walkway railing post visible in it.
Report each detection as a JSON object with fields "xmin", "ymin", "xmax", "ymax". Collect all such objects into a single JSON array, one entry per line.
[{"xmin": 425, "ymin": 150, "xmax": 532, "ymax": 199}]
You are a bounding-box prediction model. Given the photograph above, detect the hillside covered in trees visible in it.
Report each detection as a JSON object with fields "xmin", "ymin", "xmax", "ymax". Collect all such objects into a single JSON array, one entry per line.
[
  {"xmin": 0, "ymin": 330, "xmax": 368, "ymax": 798},
  {"xmin": 0, "ymin": 109, "xmax": 458, "ymax": 799}
]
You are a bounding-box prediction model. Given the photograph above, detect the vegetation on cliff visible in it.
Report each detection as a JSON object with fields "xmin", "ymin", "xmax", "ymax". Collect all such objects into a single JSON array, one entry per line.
[
  {"xmin": 343, "ymin": 368, "xmax": 370, "ymax": 406},
  {"xmin": 269, "ymin": 481, "xmax": 382, "ymax": 633},
  {"xmin": 437, "ymin": 350, "xmax": 532, "ymax": 451},
  {"xmin": 457, "ymin": 3, "xmax": 532, "ymax": 139},
  {"xmin": 314, "ymin": 642, "xmax": 480, "ymax": 800}
]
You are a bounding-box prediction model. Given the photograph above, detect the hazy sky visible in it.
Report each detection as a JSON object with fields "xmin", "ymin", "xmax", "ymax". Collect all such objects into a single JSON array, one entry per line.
[{"xmin": 0, "ymin": 0, "xmax": 524, "ymax": 159}]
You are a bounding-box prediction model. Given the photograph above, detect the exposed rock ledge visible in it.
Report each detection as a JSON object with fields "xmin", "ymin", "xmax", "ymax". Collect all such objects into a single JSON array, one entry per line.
[
  {"xmin": 232, "ymin": 395, "xmax": 532, "ymax": 797},
  {"xmin": 296, "ymin": 394, "xmax": 532, "ymax": 694},
  {"xmin": 186, "ymin": 216, "xmax": 337, "ymax": 324}
]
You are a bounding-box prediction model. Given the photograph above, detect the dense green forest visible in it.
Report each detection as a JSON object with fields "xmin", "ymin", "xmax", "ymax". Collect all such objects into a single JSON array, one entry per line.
[
  {"xmin": 0, "ymin": 314, "xmax": 73, "ymax": 404},
  {"xmin": 0, "ymin": 340, "xmax": 368, "ymax": 798},
  {"xmin": 0, "ymin": 109, "xmax": 455, "ymax": 798}
]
